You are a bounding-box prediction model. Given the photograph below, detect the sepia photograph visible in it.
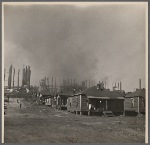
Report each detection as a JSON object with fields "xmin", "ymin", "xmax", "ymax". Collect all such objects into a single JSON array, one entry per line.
[{"xmin": 2, "ymin": 2, "xmax": 148, "ymax": 143}]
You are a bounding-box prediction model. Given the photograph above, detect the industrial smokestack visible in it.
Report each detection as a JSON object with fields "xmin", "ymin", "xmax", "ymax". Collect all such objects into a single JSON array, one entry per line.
[
  {"xmin": 120, "ymin": 82, "xmax": 122, "ymax": 91},
  {"xmin": 118, "ymin": 82, "xmax": 119, "ymax": 90},
  {"xmin": 18, "ymin": 69, "xmax": 20, "ymax": 89},
  {"xmin": 8, "ymin": 65, "xmax": 12, "ymax": 89},
  {"xmin": 71, "ymin": 79, "xmax": 72, "ymax": 86},
  {"xmin": 27, "ymin": 66, "xmax": 31, "ymax": 86},
  {"xmin": 89, "ymin": 80, "xmax": 90, "ymax": 88},
  {"xmin": 29, "ymin": 69, "xmax": 31, "ymax": 86},
  {"xmin": 22, "ymin": 66, "xmax": 24, "ymax": 86},
  {"xmin": 45, "ymin": 77, "xmax": 47, "ymax": 86},
  {"xmin": 85, "ymin": 80, "xmax": 87, "ymax": 88},
  {"xmin": 13, "ymin": 68, "xmax": 15, "ymax": 89},
  {"xmin": 55, "ymin": 78, "xmax": 57, "ymax": 93},
  {"xmin": 68, "ymin": 78, "xmax": 69, "ymax": 84},
  {"xmin": 139, "ymin": 79, "xmax": 141, "ymax": 90},
  {"xmin": 105, "ymin": 81, "xmax": 106, "ymax": 89},
  {"xmin": 25, "ymin": 66, "xmax": 28, "ymax": 85},
  {"xmin": 47, "ymin": 78, "xmax": 49, "ymax": 86},
  {"xmin": 52, "ymin": 77, "xmax": 53, "ymax": 93}
]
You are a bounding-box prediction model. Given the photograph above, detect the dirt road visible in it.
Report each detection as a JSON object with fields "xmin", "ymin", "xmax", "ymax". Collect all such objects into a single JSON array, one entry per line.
[{"xmin": 4, "ymin": 98, "xmax": 145, "ymax": 143}]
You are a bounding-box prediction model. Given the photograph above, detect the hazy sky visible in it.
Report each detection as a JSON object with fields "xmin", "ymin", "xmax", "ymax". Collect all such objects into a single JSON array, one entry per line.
[{"xmin": 4, "ymin": 2, "xmax": 147, "ymax": 92}]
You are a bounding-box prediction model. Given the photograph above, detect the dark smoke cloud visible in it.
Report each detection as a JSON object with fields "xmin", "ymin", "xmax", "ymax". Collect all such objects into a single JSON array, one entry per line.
[{"xmin": 4, "ymin": 3, "xmax": 146, "ymax": 91}]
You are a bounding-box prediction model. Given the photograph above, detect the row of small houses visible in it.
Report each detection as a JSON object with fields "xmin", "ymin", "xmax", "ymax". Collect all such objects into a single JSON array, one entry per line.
[{"xmin": 39, "ymin": 84, "xmax": 145, "ymax": 116}]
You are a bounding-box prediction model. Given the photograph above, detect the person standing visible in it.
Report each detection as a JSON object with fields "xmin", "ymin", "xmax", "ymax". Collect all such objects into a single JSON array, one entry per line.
[{"xmin": 20, "ymin": 103, "xmax": 22, "ymax": 109}]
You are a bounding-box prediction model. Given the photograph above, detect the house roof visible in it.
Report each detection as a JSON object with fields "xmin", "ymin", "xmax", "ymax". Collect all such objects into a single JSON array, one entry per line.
[
  {"xmin": 125, "ymin": 88, "xmax": 145, "ymax": 98},
  {"xmin": 57, "ymin": 91, "xmax": 73, "ymax": 97},
  {"xmin": 74, "ymin": 86, "xmax": 125, "ymax": 99},
  {"xmin": 40, "ymin": 91, "xmax": 53, "ymax": 96}
]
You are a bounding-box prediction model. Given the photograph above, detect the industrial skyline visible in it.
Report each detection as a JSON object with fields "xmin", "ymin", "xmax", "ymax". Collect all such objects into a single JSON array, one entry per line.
[{"xmin": 4, "ymin": 2, "xmax": 147, "ymax": 92}]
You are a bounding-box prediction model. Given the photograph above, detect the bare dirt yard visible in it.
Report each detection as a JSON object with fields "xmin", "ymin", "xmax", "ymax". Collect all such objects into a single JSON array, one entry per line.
[{"xmin": 4, "ymin": 98, "xmax": 145, "ymax": 143}]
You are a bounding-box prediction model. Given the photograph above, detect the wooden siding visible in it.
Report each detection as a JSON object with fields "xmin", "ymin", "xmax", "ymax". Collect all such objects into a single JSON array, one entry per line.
[
  {"xmin": 67, "ymin": 96, "xmax": 80, "ymax": 112},
  {"xmin": 67, "ymin": 95, "xmax": 88, "ymax": 112},
  {"xmin": 139, "ymin": 97, "xmax": 145, "ymax": 112},
  {"xmin": 125, "ymin": 97, "xmax": 145, "ymax": 113},
  {"xmin": 81, "ymin": 95, "xmax": 89, "ymax": 111},
  {"xmin": 107, "ymin": 100, "xmax": 124, "ymax": 112}
]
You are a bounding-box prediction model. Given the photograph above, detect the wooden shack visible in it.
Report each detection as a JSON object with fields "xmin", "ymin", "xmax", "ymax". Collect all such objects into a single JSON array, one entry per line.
[
  {"xmin": 56, "ymin": 92, "xmax": 73, "ymax": 110},
  {"xmin": 125, "ymin": 88, "xmax": 145, "ymax": 114},
  {"xmin": 39, "ymin": 91, "xmax": 53, "ymax": 106},
  {"xmin": 67, "ymin": 85, "xmax": 125, "ymax": 116}
]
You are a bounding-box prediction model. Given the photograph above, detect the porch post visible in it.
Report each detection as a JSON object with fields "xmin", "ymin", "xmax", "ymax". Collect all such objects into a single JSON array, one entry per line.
[
  {"xmin": 123, "ymin": 99, "xmax": 125, "ymax": 117},
  {"xmin": 88, "ymin": 99, "xmax": 90, "ymax": 116},
  {"xmin": 106, "ymin": 100, "xmax": 108, "ymax": 111}
]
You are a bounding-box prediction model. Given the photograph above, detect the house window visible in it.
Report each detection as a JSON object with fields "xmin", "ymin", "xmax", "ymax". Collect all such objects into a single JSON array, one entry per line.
[
  {"xmin": 131, "ymin": 98, "xmax": 134, "ymax": 108},
  {"xmin": 142, "ymin": 98, "xmax": 145, "ymax": 107}
]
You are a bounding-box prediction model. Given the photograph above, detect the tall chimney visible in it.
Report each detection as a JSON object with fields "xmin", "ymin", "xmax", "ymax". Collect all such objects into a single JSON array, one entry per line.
[
  {"xmin": 13, "ymin": 68, "xmax": 15, "ymax": 89},
  {"xmin": 139, "ymin": 79, "xmax": 141, "ymax": 90},
  {"xmin": 118, "ymin": 82, "xmax": 119, "ymax": 90},
  {"xmin": 71, "ymin": 79, "xmax": 72, "ymax": 86},
  {"xmin": 89, "ymin": 80, "xmax": 90, "ymax": 88},
  {"xmin": 60, "ymin": 79, "xmax": 61, "ymax": 92},
  {"xmin": 28, "ymin": 66, "xmax": 30, "ymax": 85},
  {"xmin": 27, "ymin": 66, "xmax": 30, "ymax": 86},
  {"xmin": 120, "ymin": 82, "xmax": 122, "ymax": 91},
  {"xmin": 8, "ymin": 65, "xmax": 12, "ymax": 89},
  {"xmin": 105, "ymin": 81, "xmax": 106, "ymax": 89},
  {"xmin": 55, "ymin": 78, "xmax": 56, "ymax": 92},
  {"xmin": 85, "ymin": 80, "xmax": 87, "ymax": 88},
  {"xmin": 25, "ymin": 66, "xmax": 28, "ymax": 85},
  {"xmin": 68, "ymin": 78, "xmax": 69, "ymax": 84},
  {"xmin": 52, "ymin": 77, "xmax": 53, "ymax": 93},
  {"xmin": 18, "ymin": 69, "xmax": 20, "ymax": 89},
  {"xmin": 47, "ymin": 78, "xmax": 49, "ymax": 91}
]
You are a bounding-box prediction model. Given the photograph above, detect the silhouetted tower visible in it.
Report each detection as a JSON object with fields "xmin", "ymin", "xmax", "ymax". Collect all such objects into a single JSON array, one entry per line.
[
  {"xmin": 12, "ymin": 68, "xmax": 15, "ymax": 89},
  {"xmin": 18, "ymin": 69, "xmax": 20, "ymax": 89},
  {"xmin": 8, "ymin": 65, "xmax": 13, "ymax": 89}
]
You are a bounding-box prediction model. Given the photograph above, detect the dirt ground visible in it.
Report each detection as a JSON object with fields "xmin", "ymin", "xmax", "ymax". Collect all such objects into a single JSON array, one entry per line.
[{"xmin": 4, "ymin": 98, "xmax": 145, "ymax": 143}]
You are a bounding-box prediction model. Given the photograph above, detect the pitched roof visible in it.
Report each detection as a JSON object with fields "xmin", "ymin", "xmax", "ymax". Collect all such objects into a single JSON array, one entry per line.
[
  {"xmin": 125, "ymin": 88, "xmax": 145, "ymax": 98},
  {"xmin": 58, "ymin": 91, "xmax": 73, "ymax": 96},
  {"xmin": 74, "ymin": 86, "xmax": 125, "ymax": 98},
  {"xmin": 40, "ymin": 91, "xmax": 53, "ymax": 96}
]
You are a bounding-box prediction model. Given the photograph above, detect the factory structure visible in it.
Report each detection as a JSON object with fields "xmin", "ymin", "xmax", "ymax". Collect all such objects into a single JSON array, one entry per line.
[
  {"xmin": 4, "ymin": 65, "xmax": 33, "ymax": 97},
  {"xmin": 38, "ymin": 77, "xmax": 145, "ymax": 116},
  {"xmin": 4, "ymin": 65, "xmax": 31, "ymax": 89},
  {"xmin": 4, "ymin": 64, "xmax": 145, "ymax": 116}
]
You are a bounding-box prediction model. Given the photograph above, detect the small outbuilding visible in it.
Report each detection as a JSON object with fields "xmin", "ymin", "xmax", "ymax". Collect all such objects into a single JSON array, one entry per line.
[
  {"xmin": 125, "ymin": 88, "xmax": 145, "ymax": 115},
  {"xmin": 39, "ymin": 91, "xmax": 53, "ymax": 106},
  {"xmin": 55, "ymin": 92, "xmax": 73, "ymax": 110}
]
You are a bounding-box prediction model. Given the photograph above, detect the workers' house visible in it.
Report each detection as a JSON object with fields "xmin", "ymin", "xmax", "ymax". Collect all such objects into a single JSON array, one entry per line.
[
  {"xmin": 67, "ymin": 83, "xmax": 125, "ymax": 116},
  {"xmin": 125, "ymin": 88, "xmax": 145, "ymax": 115},
  {"xmin": 39, "ymin": 91, "xmax": 53, "ymax": 106},
  {"xmin": 55, "ymin": 92, "xmax": 73, "ymax": 110}
]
